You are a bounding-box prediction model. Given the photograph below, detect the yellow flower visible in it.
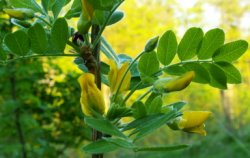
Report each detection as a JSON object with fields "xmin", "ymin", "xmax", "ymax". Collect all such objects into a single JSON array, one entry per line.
[
  {"xmin": 108, "ymin": 60, "xmax": 131, "ymax": 94},
  {"xmin": 78, "ymin": 73, "xmax": 105, "ymax": 116},
  {"xmin": 178, "ymin": 111, "xmax": 212, "ymax": 136},
  {"xmin": 153, "ymin": 71, "xmax": 195, "ymax": 93}
]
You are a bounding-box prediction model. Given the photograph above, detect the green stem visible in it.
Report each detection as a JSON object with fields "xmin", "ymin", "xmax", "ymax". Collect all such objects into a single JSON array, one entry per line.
[
  {"xmin": 113, "ymin": 51, "xmax": 145, "ymax": 102},
  {"xmin": 1, "ymin": 54, "xmax": 79, "ymax": 65},
  {"xmin": 83, "ymin": 34, "xmax": 90, "ymax": 45},
  {"xmin": 34, "ymin": 15, "xmax": 52, "ymax": 27},
  {"xmin": 122, "ymin": 81, "xmax": 143, "ymax": 105},
  {"xmin": 91, "ymin": 0, "xmax": 125, "ymax": 49},
  {"xmin": 136, "ymin": 88, "xmax": 153, "ymax": 102},
  {"xmin": 154, "ymin": 59, "xmax": 213, "ymax": 75},
  {"xmin": 67, "ymin": 41, "xmax": 80, "ymax": 52}
]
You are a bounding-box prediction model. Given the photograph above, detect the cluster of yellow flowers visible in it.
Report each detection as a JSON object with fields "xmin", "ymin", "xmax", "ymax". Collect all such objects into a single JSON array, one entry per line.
[
  {"xmin": 78, "ymin": 60, "xmax": 211, "ymax": 135},
  {"xmin": 78, "ymin": 60, "xmax": 131, "ymax": 116}
]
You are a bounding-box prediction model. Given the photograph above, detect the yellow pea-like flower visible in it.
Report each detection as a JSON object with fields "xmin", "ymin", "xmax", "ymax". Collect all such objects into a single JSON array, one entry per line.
[
  {"xmin": 78, "ymin": 73, "xmax": 105, "ymax": 116},
  {"xmin": 108, "ymin": 60, "xmax": 131, "ymax": 94},
  {"xmin": 170, "ymin": 111, "xmax": 212, "ymax": 136},
  {"xmin": 153, "ymin": 71, "xmax": 195, "ymax": 93},
  {"xmin": 3, "ymin": 8, "xmax": 34, "ymax": 20}
]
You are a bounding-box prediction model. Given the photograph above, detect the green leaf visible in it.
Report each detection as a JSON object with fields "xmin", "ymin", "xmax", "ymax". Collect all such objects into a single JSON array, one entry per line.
[
  {"xmin": 92, "ymin": 10, "xmax": 109, "ymax": 25},
  {"xmin": 41, "ymin": 0, "xmax": 50, "ymax": 13},
  {"xmin": 164, "ymin": 64, "xmax": 186, "ymax": 76},
  {"xmin": 52, "ymin": 0, "xmax": 66, "ymax": 18},
  {"xmin": 133, "ymin": 112, "xmax": 176, "ymax": 141},
  {"xmin": 198, "ymin": 28, "xmax": 225, "ymax": 59},
  {"xmin": 51, "ymin": 18, "xmax": 69, "ymax": 52},
  {"xmin": 178, "ymin": 27, "xmax": 203, "ymax": 60},
  {"xmin": 202, "ymin": 63, "xmax": 227, "ymax": 89},
  {"xmin": 84, "ymin": 117, "xmax": 126, "ymax": 138},
  {"xmin": 132, "ymin": 101, "xmax": 147, "ymax": 119},
  {"xmin": 138, "ymin": 51, "xmax": 159, "ymax": 76},
  {"xmin": 103, "ymin": 137, "xmax": 135, "ymax": 149},
  {"xmin": 78, "ymin": 64, "xmax": 89, "ymax": 72},
  {"xmin": 134, "ymin": 144, "xmax": 189, "ymax": 152},
  {"xmin": 122, "ymin": 112, "xmax": 177, "ymax": 141},
  {"xmin": 28, "ymin": 23, "xmax": 48, "ymax": 54},
  {"xmin": 101, "ymin": 37, "xmax": 119, "ymax": 63},
  {"xmin": 106, "ymin": 104, "xmax": 132, "ymax": 120},
  {"xmin": 4, "ymin": 30, "xmax": 30, "ymax": 56},
  {"xmin": 182, "ymin": 62, "xmax": 210, "ymax": 83},
  {"xmin": 213, "ymin": 40, "xmax": 248, "ymax": 62},
  {"xmin": 130, "ymin": 77, "xmax": 151, "ymax": 90},
  {"xmin": 88, "ymin": 0, "xmax": 119, "ymax": 10},
  {"xmin": 164, "ymin": 62, "xmax": 210, "ymax": 84},
  {"xmin": 157, "ymin": 30, "xmax": 177, "ymax": 65},
  {"xmin": 216, "ymin": 62, "xmax": 242, "ymax": 84},
  {"xmin": 168, "ymin": 101, "xmax": 186, "ymax": 111},
  {"xmin": 122, "ymin": 114, "xmax": 163, "ymax": 132},
  {"xmin": 65, "ymin": 0, "xmax": 81, "ymax": 19},
  {"xmin": 145, "ymin": 92, "xmax": 159, "ymax": 107},
  {"xmin": 100, "ymin": 61, "xmax": 110, "ymax": 74},
  {"xmin": 107, "ymin": 11, "xmax": 124, "ymax": 26},
  {"xmin": 8, "ymin": 0, "xmax": 43, "ymax": 13},
  {"xmin": 140, "ymin": 76, "xmax": 157, "ymax": 85},
  {"xmin": 82, "ymin": 140, "xmax": 119, "ymax": 154},
  {"xmin": 118, "ymin": 54, "xmax": 132, "ymax": 63},
  {"xmin": 147, "ymin": 96, "xmax": 162, "ymax": 114}
]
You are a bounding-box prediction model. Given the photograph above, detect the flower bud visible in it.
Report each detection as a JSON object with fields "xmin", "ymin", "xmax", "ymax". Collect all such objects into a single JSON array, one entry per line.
[
  {"xmin": 4, "ymin": 8, "xmax": 34, "ymax": 20},
  {"xmin": 144, "ymin": 36, "xmax": 159, "ymax": 52},
  {"xmin": 78, "ymin": 73, "xmax": 106, "ymax": 116},
  {"xmin": 168, "ymin": 111, "xmax": 212, "ymax": 136},
  {"xmin": 77, "ymin": 13, "xmax": 91, "ymax": 35},
  {"xmin": 153, "ymin": 71, "xmax": 195, "ymax": 93}
]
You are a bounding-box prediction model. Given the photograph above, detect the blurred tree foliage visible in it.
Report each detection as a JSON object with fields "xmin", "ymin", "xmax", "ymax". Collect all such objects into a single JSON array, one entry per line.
[{"xmin": 0, "ymin": 1, "xmax": 91, "ymax": 157}]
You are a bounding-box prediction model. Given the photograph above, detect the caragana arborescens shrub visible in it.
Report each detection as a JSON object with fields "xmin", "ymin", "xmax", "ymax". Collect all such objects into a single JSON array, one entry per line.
[{"xmin": 0, "ymin": 0, "xmax": 248, "ymax": 157}]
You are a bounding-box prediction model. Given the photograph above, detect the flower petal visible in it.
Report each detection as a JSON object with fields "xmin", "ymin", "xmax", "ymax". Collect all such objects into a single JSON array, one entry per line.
[
  {"xmin": 179, "ymin": 111, "xmax": 211, "ymax": 129},
  {"xmin": 183, "ymin": 124, "xmax": 207, "ymax": 136},
  {"xmin": 78, "ymin": 73, "xmax": 106, "ymax": 116}
]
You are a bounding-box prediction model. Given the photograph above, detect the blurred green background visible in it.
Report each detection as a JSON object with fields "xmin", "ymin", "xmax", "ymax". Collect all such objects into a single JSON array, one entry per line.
[{"xmin": 0, "ymin": 0, "xmax": 250, "ymax": 157}]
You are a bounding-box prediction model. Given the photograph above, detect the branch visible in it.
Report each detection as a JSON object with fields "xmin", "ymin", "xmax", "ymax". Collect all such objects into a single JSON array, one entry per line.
[{"xmin": 91, "ymin": 24, "xmax": 103, "ymax": 158}]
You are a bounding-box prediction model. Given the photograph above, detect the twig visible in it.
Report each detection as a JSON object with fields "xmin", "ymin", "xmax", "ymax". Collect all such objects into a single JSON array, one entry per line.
[{"xmin": 91, "ymin": 24, "xmax": 103, "ymax": 158}]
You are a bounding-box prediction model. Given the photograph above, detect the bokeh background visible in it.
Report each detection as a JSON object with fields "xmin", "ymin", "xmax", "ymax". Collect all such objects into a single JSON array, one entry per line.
[{"xmin": 0, "ymin": 0, "xmax": 250, "ymax": 158}]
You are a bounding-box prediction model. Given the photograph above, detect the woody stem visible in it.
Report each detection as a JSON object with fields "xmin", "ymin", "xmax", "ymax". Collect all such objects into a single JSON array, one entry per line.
[{"xmin": 91, "ymin": 24, "xmax": 103, "ymax": 158}]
